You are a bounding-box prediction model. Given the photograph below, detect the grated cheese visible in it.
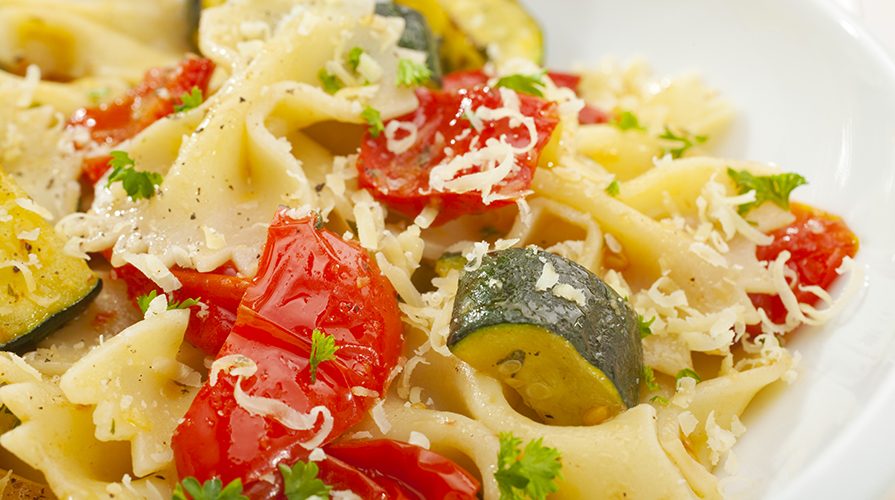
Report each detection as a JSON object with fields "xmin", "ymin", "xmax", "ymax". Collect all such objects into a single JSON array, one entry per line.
[
  {"xmin": 123, "ymin": 252, "xmax": 182, "ymax": 293},
  {"xmin": 309, "ymin": 447, "xmax": 327, "ymax": 461},
  {"xmin": 678, "ymin": 411, "xmax": 698, "ymax": 436},
  {"xmin": 408, "ymin": 430, "xmax": 430, "ymax": 450},
  {"xmin": 535, "ymin": 261, "xmax": 558, "ymax": 291},
  {"xmin": 603, "ymin": 233, "xmax": 622, "ymax": 254},
  {"xmin": 15, "ymin": 197, "xmax": 55, "ymax": 221},
  {"xmin": 16, "ymin": 228, "xmax": 40, "ymax": 241},
  {"xmin": 384, "ymin": 120, "xmax": 418, "ymax": 155},
  {"xmin": 552, "ymin": 283, "xmax": 587, "ymax": 307},
  {"xmin": 370, "ymin": 399, "xmax": 392, "ymax": 434}
]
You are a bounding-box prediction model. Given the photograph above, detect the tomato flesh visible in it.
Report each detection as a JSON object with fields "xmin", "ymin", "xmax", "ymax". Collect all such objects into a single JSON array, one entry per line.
[
  {"xmin": 113, "ymin": 262, "xmax": 248, "ymax": 356},
  {"xmin": 358, "ymin": 81, "xmax": 559, "ymax": 226},
  {"xmin": 172, "ymin": 209, "xmax": 404, "ymax": 498},
  {"xmin": 749, "ymin": 202, "xmax": 859, "ymax": 326},
  {"xmin": 69, "ymin": 57, "xmax": 215, "ymax": 183}
]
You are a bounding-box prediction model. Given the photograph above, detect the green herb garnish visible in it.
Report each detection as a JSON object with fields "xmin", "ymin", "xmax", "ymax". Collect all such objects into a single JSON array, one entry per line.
[
  {"xmin": 318, "ymin": 69, "xmax": 343, "ymax": 94},
  {"xmin": 495, "ymin": 432, "xmax": 563, "ymax": 500},
  {"xmin": 610, "ymin": 111, "xmax": 646, "ymax": 131},
  {"xmin": 643, "ymin": 365, "xmax": 660, "ymax": 391},
  {"xmin": 361, "ymin": 105, "xmax": 384, "ymax": 138},
  {"xmin": 658, "ymin": 126, "xmax": 707, "ymax": 159},
  {"xmin": 279, "ymin": 460, "xmax": 332, "ymax": 500},
  {"xmin": 726, "ymin": 168, "xmax": 808, "ymax": 215},
  {"xmin": 638, "ymin": 314, "xmax": 655, "ymax": 339},
  {"xmin": 494, "ymin": 69, "xmax": 548, "ymax": 98},
  {"xmin": 172, "ymin": 477, "xmax": 249, "ymax": 500},
  {"xmin": 347, "ymin": 46, "xmax": 365, "ymax": 72},
  {"xmin": 605, "ymin": 180, "xmax": 620, "ymax": 197},
  {"xmin": 396, "ymin": 58, "xmax": 432, "ymax": 87},
  {"xmin": 676, "ymin": 368, "xmax": 702, "ymax": 384},
  {"xmin": 136, "ymin": 290, "xmax": 201, "ymax": 315},
  {"xmin": 309, "ymin": 328, "xmax": 339, "ymax": 383},
  {"xmin": 650, "ymin": 395, "xmax": 669, "ymax": 405},
  {"xmin": 105, "ymin": 151, "xmax": 162, "ymax": 200},
  {"xmin": 175, "ymin": 86, "xmax": 204, "ymax": 113}
]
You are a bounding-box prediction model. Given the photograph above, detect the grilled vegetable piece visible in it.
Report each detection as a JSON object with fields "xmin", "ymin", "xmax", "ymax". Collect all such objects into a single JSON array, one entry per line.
[
  {"xmin": 448, "ymin": 248, "xmax": 642, "ymax": 426},
  {"xmin": 0, "ymin": 170, "xmax": 101, "ymax": 350},
  {"xmin": 395, "ymin": 0, "xmax": 543, "ymax": 72},
  {"xmin": 374, "ymin": 2, "xmax": 443, "ymax": 84}
]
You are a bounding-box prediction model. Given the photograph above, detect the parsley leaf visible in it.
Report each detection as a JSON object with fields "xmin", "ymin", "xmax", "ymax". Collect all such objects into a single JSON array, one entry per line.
[
  {"xmin": 495, "ymin": 432, "xmax": 563, "ymax": 500},
  {"xmin": 347, "ymin": 46, "xmax": 364, "ymax": 72},
  {"xmin": 361, "ymin": 105, "xmax": 384, "ymax": 138},
  {"xmin": 638, "ymin": 314, "xmax": 655, "ymax": 339},
  {"xmin": 726, "ymin": 168, "xmax": 808, "ymax": 215},
  {"xmin": 105, "ymin": 151, "xmax": 162, "ymax": 200},
  {"xmin": 605, "ymin": 180, "xmax": 620, "ymax": 197},
  {"xmin": 175, "ymin": 86, "xmax": 204, "ymax": 113},
  {"xmin": 309, "ymin": 328, "xmax": 339, "ymax": 383},
  {"xmin": 610, "ymin": 111, "xmax": 646, "ymax": 131},
  {"xmin": 658, "ymin": 126, "xmax": 707, "ymax": 159},
  {"xmin": 494, "ymin": 69, "xmax": 547, "ymax": 98},
  {"xmin": 676, "ymin": 368, "xmax": 702, "ymax": 384},
  {"xmin": 136, "ymin": 290, "xmax": 201, "ymax": 315},
  {"xmin": 396, "ymin": 58, "xmax": 432, "ymax": 87},
  {"xmin": 279, "ymin": 460, "xmax": 332, "ymax": 500},
  {"xmin": 172, "ymin": 477, "xmax": 249, "ymax": 500},
  {"xmin": 642, "ymin": 365, "xmax": 660, "ymax": 391},
  {"xmin": 318, "ymin": 69, "xmax": 343, "ymax": 94},
  {"xmin": 650, "ymin": 395, "xmax": 669, "ymax": 405}
]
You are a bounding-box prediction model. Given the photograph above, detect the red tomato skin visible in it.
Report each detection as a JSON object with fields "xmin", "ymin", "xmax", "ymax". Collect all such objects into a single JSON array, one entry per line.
[
  {"xmin": 749, "ymin": 202, "xmax": 858, "ymax": 326},
  {"xmin": 71, "ymin": 57, "xmax": 215, "ymax": 182},
  {"xmin": 112, "ymin": 263, "xmax": 248, "ymax": 356},
  {"xmin": 325, "ymin": 440, "xmax": 481, "ymax": 500},
  {"xmin": 172, "ymin": 210, "xmax": 404, "ymax": 498},
  {"xmin": 358, "ymin": 86, "xmax": 558, "ymax": 226}
]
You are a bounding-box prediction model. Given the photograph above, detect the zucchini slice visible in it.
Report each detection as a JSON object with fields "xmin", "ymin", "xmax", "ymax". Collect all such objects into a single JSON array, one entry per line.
[
  {"xmin": 375, "ymin": 2, "xmax": 444, "ymax": 84},
  {"xmin": 448, "ymin": 248, "xmax": 642, "ymax": 426},
  {"xmin": 395, "ymin": 0, "xmax": 543, "ymax": 72},
  {"xmin": 0, "ymin": 169, "xmax": 101, "ymax": 351}
]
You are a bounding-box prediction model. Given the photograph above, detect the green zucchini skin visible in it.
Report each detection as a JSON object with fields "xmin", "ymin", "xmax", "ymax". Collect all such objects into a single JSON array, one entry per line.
[
  {"xmin": 1, "ymin": 279, "xmax": 102, "ymax": 353},
  {"xmin": 374, "ymin": 2, "xmax": 443, "ymax": 85},
  {"xmin": 449, "ymin": 247, "xmax": 642, "ymax": 409}
]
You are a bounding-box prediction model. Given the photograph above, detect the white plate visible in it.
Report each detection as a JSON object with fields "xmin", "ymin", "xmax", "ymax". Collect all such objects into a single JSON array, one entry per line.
[{"xmin": 517, "ymin": 0, "xmax": 895, "ymax": 498}]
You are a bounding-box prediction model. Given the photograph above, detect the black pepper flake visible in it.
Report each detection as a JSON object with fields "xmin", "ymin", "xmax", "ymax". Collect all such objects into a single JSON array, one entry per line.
[
  {"xmin": 239, "ymin": 97, "xmax": 246, "ymax": 103},
  {"xmin": 24, "ymin": 243, "xmax": 32, "ymax": 252},
  {"xmin": 315, "ymin": 183, "xmax": 325, "ymax": 192},
  {"xmin": 190, "ymin": 213, "xmax": 196, "ymax": 220}
]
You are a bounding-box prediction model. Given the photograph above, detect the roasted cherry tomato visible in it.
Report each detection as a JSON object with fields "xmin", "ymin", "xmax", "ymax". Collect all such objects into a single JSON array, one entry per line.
[
  {"xmin": 324, "ymin": 440, "xmax": 480, "ymax": 500},
  {"xmin": 172, "ymin": 209, "xmax": 404, "ymax": 499},
  {"xmin": 441, "ymin": 69, "xmax": 607, "ymax": 124},
  {"xmin": 69, "ymin": 57, "xmax": 215, "ymax": 182},
  {"xmin": 113, "ymin": 262, "xmax": 248, "ymax": 356},
  {"xmin": 358, "ymin": 83, "xmax": 558, "ymax": 226},
  {"xmin": 749, "ymin": 202, "xmax": 859, "ymax": 326}
]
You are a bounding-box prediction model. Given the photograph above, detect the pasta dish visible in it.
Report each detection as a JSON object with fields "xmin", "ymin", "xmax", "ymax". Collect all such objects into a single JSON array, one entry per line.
[{"xmin": 0, "ymin": 0, "xmax": 863, "ymax": 499}]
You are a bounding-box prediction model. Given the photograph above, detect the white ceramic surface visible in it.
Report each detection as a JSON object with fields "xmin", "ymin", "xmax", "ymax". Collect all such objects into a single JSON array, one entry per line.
[{"xmin": 517, "ymin": 0, "xmax": 895, "ymax": 498}]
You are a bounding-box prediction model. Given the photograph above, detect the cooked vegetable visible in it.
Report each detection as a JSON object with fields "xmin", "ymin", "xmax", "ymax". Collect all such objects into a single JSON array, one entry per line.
[
  {"xmin": 172, "ymin": 209, "xmax": 404, "ymax": 498},
  {"xmin": 749, "ymin": 202, "xmax": 858, "ymax": 325},
  {"xmin": 0, "ymin": 170, "xmax": 102, "ymax": 350},
  {"xmin": 396, "ymin": 0, "xmax": 542, "ymax": 72},
  {"xmin": 374, "ymin": 2, "xmax": 443, "ymax": 83},
  {"xmin": 448, "ymin": 248, "xmax": 643, "ymax": 426}
]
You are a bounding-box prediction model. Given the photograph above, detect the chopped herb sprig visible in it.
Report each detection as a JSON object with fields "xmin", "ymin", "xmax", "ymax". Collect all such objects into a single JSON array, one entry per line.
[{"xmin": 727, "ymin": 168, "xmax": 808, "ymax": 215}]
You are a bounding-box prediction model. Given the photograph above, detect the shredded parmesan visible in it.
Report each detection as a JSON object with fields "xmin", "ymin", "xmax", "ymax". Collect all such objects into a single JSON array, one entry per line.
[
  {"xmin": 15, "ymin": 197, "xmax": 54, "ymax": 220},
  {"xmin": 16, "ymin": 228, "xmax": 40, "ymax": 241},
  {"xmin": 535, "ymin": 261, "xmax": 558, "ymax": 291},
  {"xmin": 678, "ymin": 411, "xmax": 698, "ymax": 436},
  {"xmin": 370, "ymin": 399, "xmax": 391, "ymax": 434},
  {"xmin": 552, "ymin": 283, "xmax": 587, "ymax": 307},
  {"xmin": 408, "ymin": 431, "xmax": 430, "ymax": 450},
  {"xmin": 384, "ymin": 120, "xmax": 417, "ymax": 155}
]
